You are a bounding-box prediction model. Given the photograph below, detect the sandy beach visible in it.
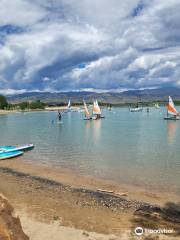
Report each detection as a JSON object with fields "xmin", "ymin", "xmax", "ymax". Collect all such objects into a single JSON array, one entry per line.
[
  {"xmin": 0, "ymin": 110, "xmax": 19, "ymax": 115},
  {"xmin": 0, "ymin": 158, "xmax": 179, "ymax": 240},
  {"xmin": 0, "ymin": 107, "xmax": 81, "ymax": 115},
  {"xmin": 45, "ymin": 106, "xmax": 81, "ymax": 111}
]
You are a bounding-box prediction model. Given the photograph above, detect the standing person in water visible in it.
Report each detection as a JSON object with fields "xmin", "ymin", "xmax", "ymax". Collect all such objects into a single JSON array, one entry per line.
[{"xmin": 58, "ymin": 110, "xmax": 62, "ymax": 121}]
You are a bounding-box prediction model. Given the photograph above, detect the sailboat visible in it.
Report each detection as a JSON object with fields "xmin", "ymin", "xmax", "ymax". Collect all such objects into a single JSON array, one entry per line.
[
  {"xmin": 164, "ymin": 96, "xmax": 180, "ymax": 120},
  {"xmin": 67, "ymin": 100, "xmax": 71, "ymax": 109},
  {"xmin": 129, "ymin": 107, "xmax": 143, "ymax": 112},
  {"xmin": 65, "ymin": 100, "xmax": 72, "ymax": 112},
  {"xmin": 92, "ymin": 100, "xmax": 105, "ymax": 119},
  {"xmin": 107, "ymin": 104, "xmax": 112, "ymax": 111},
  {"xmin": 154, "ymin": 103, "xmax": 160, "ymax": 109},
  {"xmin": 129, "ymin": 102, "xmax": 143, "ymax": 112},
  {"xmin": 129, "ymin": 94, "xmax": 143, "ymax": 112},
  {"xmin": 83, "ymin": 101, "xmax": 92, "ymax": 120}
]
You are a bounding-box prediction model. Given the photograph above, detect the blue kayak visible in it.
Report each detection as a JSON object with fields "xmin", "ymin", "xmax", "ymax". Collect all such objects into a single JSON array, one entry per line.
[
  {"xmin": 0, "ymin": 144, "xmax": 34, "ymax": 153},
  {"xmin": 0, "ymin": 151, "xmax": 23, "ymax": 160}
]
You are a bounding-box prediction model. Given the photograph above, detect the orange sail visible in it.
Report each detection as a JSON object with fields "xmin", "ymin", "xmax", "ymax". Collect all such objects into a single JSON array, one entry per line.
[
  {"xmin": 167, "ymin": 96, "xmax": 179, "ymax": 116},
  {"xmin": 84, "ymin": 101, "xmax": 90, "ymax": 118},
  {"xmin": 93, "ymin": 100, "xmax": 101, "ymax": 115}
]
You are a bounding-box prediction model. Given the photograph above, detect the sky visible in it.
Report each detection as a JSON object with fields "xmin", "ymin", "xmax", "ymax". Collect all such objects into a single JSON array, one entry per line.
[{"xmin": 0, "ymin": 0, "xmax": 180, "ymax": 94}]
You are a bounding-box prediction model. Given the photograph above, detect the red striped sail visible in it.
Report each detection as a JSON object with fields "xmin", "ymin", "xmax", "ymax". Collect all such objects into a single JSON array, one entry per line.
[{"xmin": 167, "ymin": 96, "xmax": 179, "ymax": 116}]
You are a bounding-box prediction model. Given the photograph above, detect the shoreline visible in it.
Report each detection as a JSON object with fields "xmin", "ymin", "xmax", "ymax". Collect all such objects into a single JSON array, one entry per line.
[
  {"xmin": 0, "ymin": 159, "xmax": 179, "ymax": 239},
  {"xmin": 0, "ymin": 158, "xmax": 179, "ymax": 206},
  {"xmin": 0, "ymin": 106, "xmax": 81, "ymax": 115},
  {"xmin": 0, "ymin": 110, "xmax": 19, "ymax": 114}
]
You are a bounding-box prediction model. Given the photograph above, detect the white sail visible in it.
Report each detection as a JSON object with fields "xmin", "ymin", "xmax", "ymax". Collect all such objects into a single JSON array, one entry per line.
[
  {"xmin": 154, "ymin": 103, "xmax": 160, "ymax": 109},
  {"xmin": 84, "ymin": 101, "xmax": 90, "ymax": 118},
  {"xmin": 67, "ymin": 100, "xmax": 71, "ymax": 109},
  {"xmin": 96, "ymin": 100, "xmax": 101, "ymax": 114}
]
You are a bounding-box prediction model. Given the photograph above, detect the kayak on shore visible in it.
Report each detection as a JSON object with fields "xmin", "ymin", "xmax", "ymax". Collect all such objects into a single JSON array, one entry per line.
[
  {"xmin": 0, "ymin": 151, "xmax": 23, "ymax": 160},
  {"xmin": 0, "ymin": 144, "xmax": 34, "ymax": 153}
]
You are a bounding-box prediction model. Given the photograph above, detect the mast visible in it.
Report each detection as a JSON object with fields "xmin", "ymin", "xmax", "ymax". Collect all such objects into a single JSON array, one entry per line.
[{"xmin": 137, "ymin": 91, "xmax": 141, "ymax": 108}]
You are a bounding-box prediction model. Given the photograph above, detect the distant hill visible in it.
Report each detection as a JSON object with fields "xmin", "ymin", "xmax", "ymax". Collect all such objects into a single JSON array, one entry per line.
[{"xmin": 7, "ymin": 87, "xmax": 180, "ymax": 104}]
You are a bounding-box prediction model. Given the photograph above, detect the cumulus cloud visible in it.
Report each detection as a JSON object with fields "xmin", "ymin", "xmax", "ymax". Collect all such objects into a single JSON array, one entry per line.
[
  {"xmin": 0, "ymin": 0, "xmax": 47, "ymax": 27},
  {"xmin": 0, "ymin": 0, "xmax": 180, "ymax": 93}
]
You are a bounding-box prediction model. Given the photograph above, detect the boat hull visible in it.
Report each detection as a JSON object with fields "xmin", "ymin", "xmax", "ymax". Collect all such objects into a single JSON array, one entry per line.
[
  {"xmin": 84, "ymin": 117, "xmax": 92, "ymax": 120},
  {"xmin": 0, "ymin": 144, "xmax": 34, "ymax": 153},
  {"xmin": 164, "ymin": 117, "xmax": 180, "ymax": 120},
  {"xmin": 92, "ymin": 115, "xmax": 105, "ymax": 120},
  {"xmin": 0, "ymin": 151, "xmax": 23, "ymax": 160},
  {"xmin": 130, "ymin": 108, "xmax": 143, "ymax": 112}
]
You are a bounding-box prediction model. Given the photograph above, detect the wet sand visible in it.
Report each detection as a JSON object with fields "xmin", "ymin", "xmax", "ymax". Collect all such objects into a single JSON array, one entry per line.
[
  {"xmin": 0, "ymin": 158, "xmax": 179, "ymax": 206},
  {"xmin": 0, "ymin": 158, "xmax": 179, "ymax": 239}
]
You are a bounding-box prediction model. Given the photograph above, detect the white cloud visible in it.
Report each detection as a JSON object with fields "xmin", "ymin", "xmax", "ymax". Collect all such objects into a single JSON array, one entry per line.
[
  {"xmin": 0, "ymin": 0, "xmax": 180, "ymax": 92},
  {"xmin": 0, "ymin": 88, "xmax": 27, "ymax": 95},
  {"xmin": 0, "ymin": 0, "xmax": 47, "ymax": 27}
]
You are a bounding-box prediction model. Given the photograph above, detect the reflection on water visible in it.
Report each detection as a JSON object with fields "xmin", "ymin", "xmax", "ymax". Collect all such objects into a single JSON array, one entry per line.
[
  {"xmin": 93, "ymin": 119, "xmax": 102, "ymax": 142},
  {"xmin": 85, "ymin": 121, "xmax": 91, "ymax": 130},
  {"xmin": 85, "ymin": 120, "xmax": 91, "ymax": 142},
  {"xmin": 167, "ymin": 121, "xmax": 178, "ymax": 145}
]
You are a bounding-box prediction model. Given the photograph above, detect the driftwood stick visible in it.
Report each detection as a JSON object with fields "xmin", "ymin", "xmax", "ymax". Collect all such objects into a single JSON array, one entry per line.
[{"xmin": 97, "ymin": 189, "xmax": 128, "ymax": 196}]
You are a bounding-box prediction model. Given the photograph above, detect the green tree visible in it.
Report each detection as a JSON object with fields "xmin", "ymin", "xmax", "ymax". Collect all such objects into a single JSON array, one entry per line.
[
  {"xmin": 0, "ymin": 95, "xmax": 8, "ymax": 109},
  {"xmin": 29, "ymin": 100, "xmax": 45, "ymax": 109},
  {"xmin": 19, "ymin": 102, "xmax": 29, "ymax": 110}
]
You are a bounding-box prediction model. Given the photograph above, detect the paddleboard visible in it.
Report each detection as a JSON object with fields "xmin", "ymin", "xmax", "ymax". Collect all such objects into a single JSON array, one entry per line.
[
  {"xmin": 0, "ymin": 144, "xmax": 34, "ymax": 153},
  {"xmin": 51, "ymin": 120, "xmax": 63, "ymax": 124},
  {"xmin": 0, "ymin": 151, "xmax": 23, "ymax": 160}
]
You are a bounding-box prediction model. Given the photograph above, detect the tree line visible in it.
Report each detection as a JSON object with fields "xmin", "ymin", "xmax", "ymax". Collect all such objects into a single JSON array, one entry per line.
[{"xmin": 0, "ymin": 95, "xmax": 45, "ymax": 110}]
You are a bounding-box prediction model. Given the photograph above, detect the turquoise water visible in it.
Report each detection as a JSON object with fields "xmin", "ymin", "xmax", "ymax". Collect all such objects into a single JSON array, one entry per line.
[{"xmin": 0, "ymin": 108, "xmax": 179, "ymax": 194}]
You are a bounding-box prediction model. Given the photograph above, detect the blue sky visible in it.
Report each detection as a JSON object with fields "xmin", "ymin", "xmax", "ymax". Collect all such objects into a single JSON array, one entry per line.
[{"xmin": 0, "ymin": 0, "xmax": 180, "ymax": 94}]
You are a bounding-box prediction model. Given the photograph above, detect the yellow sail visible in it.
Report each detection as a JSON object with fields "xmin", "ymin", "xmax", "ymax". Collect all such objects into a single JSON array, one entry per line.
[{"xmin": 93, "ymin": 100, "xmax": 101, "ymax": 115}]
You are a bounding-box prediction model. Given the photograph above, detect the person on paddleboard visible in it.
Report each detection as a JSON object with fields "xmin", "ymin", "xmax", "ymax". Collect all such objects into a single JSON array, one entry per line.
[{"xmin": 58, "ymin": 110, "xmax": 62, "ymax": 121}]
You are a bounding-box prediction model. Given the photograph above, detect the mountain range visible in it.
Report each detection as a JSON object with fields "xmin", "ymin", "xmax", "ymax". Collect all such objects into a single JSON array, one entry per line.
[{"xmin": 7, "ymin": 87, "xmax": 180, "ymax": 105}]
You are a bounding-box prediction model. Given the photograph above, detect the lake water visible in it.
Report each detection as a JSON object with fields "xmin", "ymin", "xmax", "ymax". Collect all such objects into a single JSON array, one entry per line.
[{"xmin": 0, "ymin": 108, "xmax": 179, "ymax": 195}]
